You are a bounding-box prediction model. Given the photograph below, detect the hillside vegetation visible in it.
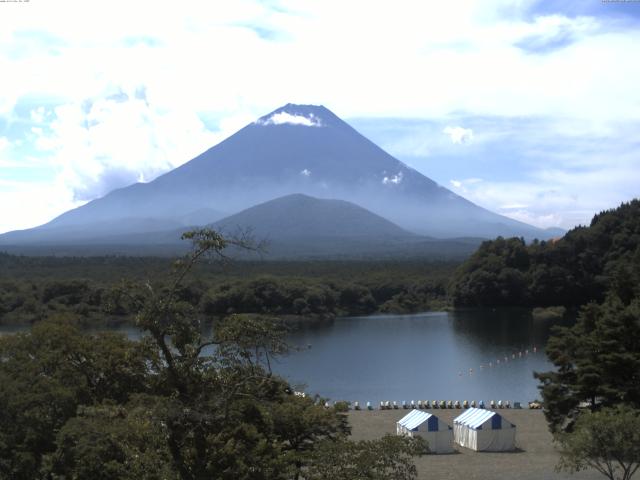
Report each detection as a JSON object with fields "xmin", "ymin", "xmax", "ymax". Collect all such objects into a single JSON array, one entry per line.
[{"xmin": 449, "ymin": 200, "xmax": 640, "ymax": 307}]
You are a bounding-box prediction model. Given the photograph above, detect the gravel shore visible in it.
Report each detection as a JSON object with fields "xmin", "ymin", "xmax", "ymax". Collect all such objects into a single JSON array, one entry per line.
[{"xmin": 348, "ymin": 409, "xmax": 602, "ymax": 480}]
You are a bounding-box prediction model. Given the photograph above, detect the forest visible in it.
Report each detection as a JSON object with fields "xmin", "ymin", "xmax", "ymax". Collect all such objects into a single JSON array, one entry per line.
[
  {"xmin": 449, "ymin": 199, "xmax": 640, "ymax": 308},
  {"xmin": 0, "ymin": 254, "xmax": 455, "ymax": 327}
]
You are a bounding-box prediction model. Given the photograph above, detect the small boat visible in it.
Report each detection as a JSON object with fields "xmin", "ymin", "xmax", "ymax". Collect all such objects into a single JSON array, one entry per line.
[
  {"xmin": 424, "ymin": 400, "xmax": 431, "ymax": 409},
  {"xmin": 490, "ymin": 400, "xmax": 496, "ymax": 409},
  {"xmin": 498, "ymin": 400, "xmax": 504, "ymax": 409},
  {"xmin": 478, "ymin": 400, "xmax": 485, "ymax": 409},
  {"xmin": 402, "ymin": 401, "xmax": 408, "ymax": 409},
  {"xmin": 463, "ymin": 400, "xmax": 469, "ymax": 409},
  {"xmin": 354, "ymin": 401, "xmax": 360, "ymax": 411},
  {"xmin": 454, "ymin": 400, "xmax": 461, "ymax": 409},
  {"xmin": 417, "ymin": 400, "xmax": 423, "ymax": 409},
  {"xmin": 367, "ymin": 401, "xmax": 373, "ymax": 411},
  {"xmin": 380, "ymin": 401, "xmax": 385, "ymax": 410},
  {"xmin": 393, "ymin": 401, "xmax": 399, "ymax": 409},
  {"xmin": 446, "ymin": 400, "xmax": 453, "ymax": 409},
  {"xmin": 411, "ymin": 400, "xmax": 416, "ymax": 409},
  {"xmin": 470, "ymin": 400, "xmax": 476, "ymax": 408}
]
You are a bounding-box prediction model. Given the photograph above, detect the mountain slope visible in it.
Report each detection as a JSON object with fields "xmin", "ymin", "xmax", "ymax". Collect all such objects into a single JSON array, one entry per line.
[{"xmin": 0, "ymin": 103, "xmax": 556, "ymax": 245}]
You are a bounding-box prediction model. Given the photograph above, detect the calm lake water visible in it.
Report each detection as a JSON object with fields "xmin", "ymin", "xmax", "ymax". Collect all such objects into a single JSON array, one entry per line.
[
  {"xmin": 0, "ymin": 308, "xmax": 568, "ymax": 405},
  {"xmin": 274, "ymin": 308, "xmax": 567, "ymax": 405}
]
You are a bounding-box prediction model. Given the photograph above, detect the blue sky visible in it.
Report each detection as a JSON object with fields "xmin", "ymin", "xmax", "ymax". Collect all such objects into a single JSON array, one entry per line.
[{"xmin": 1, "ymin": 0, "xmax": 639, "ymax": 234}]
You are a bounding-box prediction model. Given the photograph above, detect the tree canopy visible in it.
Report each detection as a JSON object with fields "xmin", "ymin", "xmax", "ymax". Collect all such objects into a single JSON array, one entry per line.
[
  {"xmin": 555, "ymin": 406, "xmax": 640, "ymax": 480},
  {"xmin": 449, "ymin": 200, "xmax": 640, "ymax": 308}
]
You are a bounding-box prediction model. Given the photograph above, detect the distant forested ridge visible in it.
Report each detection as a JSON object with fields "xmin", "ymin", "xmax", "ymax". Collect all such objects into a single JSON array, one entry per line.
[
  {"xmin": 0, "ymin": 256, "xmax": 454, "ymax": 326},
  {"xmin": 449, "ymin": 200, "xmax": 640, "ymax": 307}
]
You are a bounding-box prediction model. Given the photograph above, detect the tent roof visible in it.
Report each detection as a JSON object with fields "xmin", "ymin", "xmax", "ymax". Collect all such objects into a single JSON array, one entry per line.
[
  {"xmin": 397, "ymin": 410, "xmax": 433, "ymax": 430},
  {"xmin": 454, "ymin": 408, "xmax": 503, "ymax": 430}
]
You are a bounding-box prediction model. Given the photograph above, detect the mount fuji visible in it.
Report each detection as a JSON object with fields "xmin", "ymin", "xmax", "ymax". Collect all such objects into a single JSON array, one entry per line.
[{"xmin": 0, "ymin": 103, "xmax": 558, "ymax": 255}]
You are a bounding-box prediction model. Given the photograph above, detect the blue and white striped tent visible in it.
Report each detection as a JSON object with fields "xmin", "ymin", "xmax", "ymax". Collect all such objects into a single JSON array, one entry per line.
[
  {"xmin": 453, "ymin": 408, "xmax": 516, "ymax": 451},
  {"xmin": 396, "ymin": 410, "xmax": 454, "ymax": 453}
]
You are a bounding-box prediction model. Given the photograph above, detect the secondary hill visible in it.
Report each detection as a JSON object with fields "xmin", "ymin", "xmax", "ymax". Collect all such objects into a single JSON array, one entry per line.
[
  {"xmin": 449, "ymin": 199, "xmax": 640, "ymax": 307},
  {"xmin": 213, "ymin": 193, "xmax": 412, "ymax": 239}
]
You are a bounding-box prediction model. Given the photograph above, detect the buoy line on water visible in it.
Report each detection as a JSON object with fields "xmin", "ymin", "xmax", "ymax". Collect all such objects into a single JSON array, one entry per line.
[{"xmin": 457, "ymin": 346, "xmax": 538, "ymax": 378}]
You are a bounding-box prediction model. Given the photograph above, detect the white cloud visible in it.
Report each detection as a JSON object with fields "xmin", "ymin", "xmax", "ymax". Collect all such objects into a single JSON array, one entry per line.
[
  {"xmin": 30, "ymin": 107, "xmax": 46, "ymax": 123},
  {"xmin": 30, "ymin": 89, "xmax": 219, "ymax": 201},
  {"xmin": 450, "ymin": 179, "xmax": 462, "ymax": 188},
  {"xmin": 443, "ymin": 126, "xmax": 474, "ymax": 144},
  {"xmin": 0, "ymin": 179, "xmax": 79, "ymax": 234},
  {"xmin": 300, "ymin": 168, "xmax": 311, "ymax": 176},
  {"xmin": 257, "ymin": 112, "xmax": 323, "ymax": 127},
  {"xmin": 500, "ymin": 203, "xmax": 529, "ymax": 209},
  {"xmin": 382, "ymin": 171, "xmax": 403, "ymax": 185},
  {"xmin": 0, "ymin": 0, "xmax": 639, "ymax": 232},
  {"xmin": 0, "ymin": 137, "xmax": 8, "ymax": 151}
]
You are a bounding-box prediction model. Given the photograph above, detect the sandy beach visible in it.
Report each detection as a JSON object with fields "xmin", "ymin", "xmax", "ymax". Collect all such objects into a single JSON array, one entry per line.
[{"xmin": 348, "ymin": 409, "xmax": 603, "ymax": 480}]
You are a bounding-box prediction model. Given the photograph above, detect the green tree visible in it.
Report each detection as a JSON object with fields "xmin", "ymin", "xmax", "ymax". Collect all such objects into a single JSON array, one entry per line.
[
  {"xmin": 0, "ymin": 317, "xmax": 151, "ymax": 480},
  {"xmin": 535, "ymin": 297, "xmax": 640, "ymax": 432},
  {"xmin": 555, "ymin": 406, "xmax": 640, "ymax": 480},
  {"xmin": 305, "ymin": 435, "xmax": 426, "ymax": 480}
]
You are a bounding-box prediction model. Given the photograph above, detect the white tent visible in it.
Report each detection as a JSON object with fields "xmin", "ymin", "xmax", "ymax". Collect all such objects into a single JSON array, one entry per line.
[
  {"xmin": 396, "ymin": 410, "xmax": 454, "ymax": 454},
  {"xmin": 453, "ymin": 408, "xmax": 516, "ymax": 452}
]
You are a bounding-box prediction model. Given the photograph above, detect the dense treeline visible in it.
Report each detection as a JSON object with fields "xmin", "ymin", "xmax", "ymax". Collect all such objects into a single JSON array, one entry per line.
[
  {"xmin": 449, "ymin": 200, "xmax": 640, "ymax": 307},
  {"xmin": 0, "ymin": 255, "xmax": 454, "ymax": 326}
]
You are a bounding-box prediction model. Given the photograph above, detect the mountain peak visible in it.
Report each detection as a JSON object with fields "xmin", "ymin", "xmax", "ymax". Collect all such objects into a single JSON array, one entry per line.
[{"xmin": 255, "ymin": 103, "xmax": 340, "ymax": 128}]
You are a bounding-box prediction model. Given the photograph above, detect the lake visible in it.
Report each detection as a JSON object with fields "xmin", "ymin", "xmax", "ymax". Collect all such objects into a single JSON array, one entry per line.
[
  {"xmin": 0, "ymin": 308, "xmax": 567, "ymax": 405},
  {"xmin": 273, "ymin": 308, "xmax": 567, "ymax": 405}
]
